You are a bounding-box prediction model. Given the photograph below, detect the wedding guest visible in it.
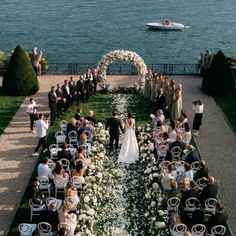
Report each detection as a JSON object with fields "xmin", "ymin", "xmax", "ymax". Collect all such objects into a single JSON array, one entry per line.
[
  {"xmin": 72, "ymin": 160, "xmax": 85, "ymax": 177},
  {"xmin": 76, "ymin": 76, "xmax": 85, "ymax": 104},
  {"xmin": 92, "ymin": 69, "xmax": 98, "ymax": 95},
  {"xmin": 26, "ymin": 97, "xmax": 38, "ymax": 133},
  {"xmin": 181, "ymin": 123, "xmax": 192, "ymax": 146},
  {"xmin": 66, "ymin": 118, "xmax": 78, "ymax": 140},
  {"xmin": 74, "ymin": 107, "xmax": 83, "ymax": 122},
  {"xmin": 193, "ymin": 160, "xmax": 209, "ymax": 181},
  {"xmin": 168, "ymin": 119, "xmax": 177, "ymax": 143},
  {"xmin": 56, "ymin": 83, "xmax": 65, "ymax": 117},
  {"xmin": 69, "ymin": 77, "xmax": 76, "ymax": 106},
  {"xmin": 171, "ymin": 84, "xmax": 183, "ymax": 121},
  {"xmin": 29, "ymin": 177, "xmax": 46, "ymax": 205},
  {"xmin": 58, "ymin": 143, "xmax": 74, "ymax": 167},
  {"xmin": 32, "ymin": 113, "xmax": 49, "ymax": 157},
  {"xmin": 177, "ymin": 113, "xmax": 188, "ymax": 128},
  {"xmin": 52, "ymin": 161, "xmax": 69, "ymax": 183},
  {"xmin": 75, "ymin": 146, "xmax": 91, "ymax": 168},
  {"xmin": 156, "ymin": 88, "xmax": 167, "ymax": 111},
  {"xmin": 62, "ymin": 80, "xmax": 71, "ymax": 112},
  {"xmin": 167, "ymin": 79, "xmax": 176, "ymax": 112},
  {"xmin": 78, "ymin": 119, "xmax": 94, "ymax": 138},
  {"xmin": 84, "ymin": 68, "xmax": 93, "ymax": 100},
  {"xmin": 78, "ymin": 133, "xmax": 92, "ymax": 154},
  {"xmin": 184, "ymin": 145, "xmax": 200, "ymax": 165},
  {"xmin": 84, "ymin": 110, "xmax": 97, "ymax": 125},
  {"xmin": 180, "ymin": 180, "xmax": 199, "ymax": 207},
  {"xmin": 48, "ymin": 86, "xmax": 57, "ymax": 125},
  {"xmin": 192, "ymin": 99, "xmax": 204, "ymax": 137},
  {"xmin": 183, "ymin": 163, "xmax": 193, "ymax": 181},
  {"xmin": 37, "ymin": 157, "xmax": 53, "ymax": 180},
  {"xmin": 64, "ymin": 182, "xmax": 79, "ymax": 204}
]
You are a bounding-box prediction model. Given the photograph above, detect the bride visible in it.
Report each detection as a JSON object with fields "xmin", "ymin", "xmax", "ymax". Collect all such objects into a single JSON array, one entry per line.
[{"xmin": 118, "ymin": 113, "xmax": 139, "ymax": 164}]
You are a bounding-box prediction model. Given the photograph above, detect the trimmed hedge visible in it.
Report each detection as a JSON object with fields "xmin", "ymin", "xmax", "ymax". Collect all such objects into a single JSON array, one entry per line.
[{"xmin": 2, "ymin": 45, "xmax": 39, "ymax": 96}]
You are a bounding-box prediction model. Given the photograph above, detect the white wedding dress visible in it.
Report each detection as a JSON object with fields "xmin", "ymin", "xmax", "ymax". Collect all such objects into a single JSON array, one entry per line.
[{"xmin": 118, "ymin": 118, "xmax": 139, "ymax": 164}]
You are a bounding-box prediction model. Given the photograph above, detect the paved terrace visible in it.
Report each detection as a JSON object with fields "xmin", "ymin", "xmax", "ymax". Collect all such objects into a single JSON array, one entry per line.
[{"xmin": 0, "ymin": 75, "xmax": 235, "ymax": 235}]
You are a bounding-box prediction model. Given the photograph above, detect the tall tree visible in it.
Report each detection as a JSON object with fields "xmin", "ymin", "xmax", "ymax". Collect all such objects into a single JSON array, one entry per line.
[
  {"xmin": 201, "ymin": 50, "xmax": 235, "ymax": 96},
  {"xmin": 2, "ymin": 45, "xmax": 39, "ymax": 96}
]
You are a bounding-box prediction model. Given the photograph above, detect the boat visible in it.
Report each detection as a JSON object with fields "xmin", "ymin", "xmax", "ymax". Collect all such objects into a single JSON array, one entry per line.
[{"xmin": 146, "ymin": 20, "xmax": 188, "ymax": 30}]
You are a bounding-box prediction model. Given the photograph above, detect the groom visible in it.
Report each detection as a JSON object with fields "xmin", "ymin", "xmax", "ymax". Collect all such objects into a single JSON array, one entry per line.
[{"xmin": 105, "ymin": 110, "xmax": 124, "ymax": 153}]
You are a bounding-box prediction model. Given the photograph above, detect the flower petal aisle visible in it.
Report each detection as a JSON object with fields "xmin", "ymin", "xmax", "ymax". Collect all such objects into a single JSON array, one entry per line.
[{"xmin": 76, "ymin": 93, "xmax": 169, "ymax": 236}]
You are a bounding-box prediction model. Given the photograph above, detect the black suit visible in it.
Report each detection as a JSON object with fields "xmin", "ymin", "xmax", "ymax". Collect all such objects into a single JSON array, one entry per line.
[
  {"xmin": 185, "ymin": 150, "xmax": 200, "ymax": 165},
  {"xmin": 48, "ymin": 91, "xmax": 57, "ymax": 125},
  {"xmin": 166, "ymin": 140, "xmax": 186, "ymax": 161},
  {"xmin": 180, "ymin": 188, "xmax": 199, "ymax": 207},
  {"xmin": 106, "ymin": 116, "xmax": 124, "ymax": 152},
  {"xmin": 69, "ymin": 80, "xmax": 76, "ymax": 106},
  {"xmin": 58, "ymin": 149, "xmax": 74, "ymax": 167},
  {"xmin": 62, "ymin": 84, "xmax": 71, "ymax": 111},
  {"xmin": 206, "ymin": 211, "xmax": 228, "ymax": 233},
  {"xmin": 84, "ymin": 115, "xmax": 97, "ymax": 124},
  {"xmin": 55, "ymin": 88, "xmax": 65, "ymax": 116},
  {"xmin": 39, "ymin": 209, "xmax": 59, "ymax": 231},
  {"xmin": 199, "ymin": 182, "xmax": 218, "ymax": 206},
  {"xmin": 193, "ymin": 166, "xmax": 209, "ymax": 181},
  {"xmin": 76, "ymin": 79, "xmax": 85, "ymax": 103},
  {"xmin": 156, "ymin": 93, "xmax": 166, "ymax": 110}
]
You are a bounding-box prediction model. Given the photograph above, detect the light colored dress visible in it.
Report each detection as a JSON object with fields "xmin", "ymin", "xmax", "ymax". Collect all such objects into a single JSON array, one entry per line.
[
  {"xmin": 171, "ymin": 89, "xmax": 182, "ymax": 120},
  {"xmin": 118, "ymin": 118, "xmax": 139, "ymax": 164}
]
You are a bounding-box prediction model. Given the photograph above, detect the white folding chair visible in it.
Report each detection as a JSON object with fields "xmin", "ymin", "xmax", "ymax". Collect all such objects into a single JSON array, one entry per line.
[
  {"xmin": 71, "ymin": 176, "xmax": 85, "ymax": 190},
  {"xmin": 55, "ymin": 131, "xmax": 66, "ymax": 147},
  {"xmin": 60, "ymin": 120, "xmax": 68, "ymax": 134},
  {"xmin": 157, "ymin": 144, "xmax": 168, "ymax": 161},
  {"xmin": 211, "ymin": 225, "xmax": 226, "ymax": 236},
  {"xmin": 191, "ymin": 161, "xmax": 200, "ymax": 176},
  {"xmin": 174, "ymin": 161, "xmax": 185, "ymax": 174},
  {"xmin": 196, "ymin": 177, "xmax": 208, "ymax": 191},
  {"xmin": 82, "ymin": 130, "xmax": 93, "ymax": 142},
  {"xmin": 28, "ymin": 199, "xmax": 45, "ymax": 222},
  {"xmin": 171, "ymin": 146, "xmax": 182, "ymax": 161},
  {"xmin": 46, "ymin": 197, "xmax": 63, "ymax": 211},
  {"xmin": 37, "ymin": 222, "xmax": 52, "ymax": 236},
  {"xmin": 184, "ymin": 197, "xmax": 198, "ymax": 213},
  {"xmin": 60, "ymin": 158, "xmax": 71, "ymax": 176},
  {"xmin": 38, "ymin": 176, "xmax": 51, "ymax": 196},
  {"xmin": 167, "ymin": 197, "xmax": 180, "ymax": 213},
  {"xmin": 47, "ymin": 159, "xmax": 56, "ymax": 171},
  {"xmin": 49, "ymin": 144, "xmax": 60, "ymax": 160},
  {"xmin": 18, "ymin": 223, "xmax": 37, "ymax": 236},
  {"xmin": 204, "ymin": 198, "xmax": 218, "ymax": 215},
  {"xmin": 57, "ymin": 222, "xmax": 72, "ymax": 236},
  {"xmin": 191, "ymin": 224, "xmax": 206, "ymax": 236},
  {"xmin": 172, "ymin": 223, "xmax": 187, "ymax": 236},
  {"xmin": 182, "ymin": 132, "xmax": 192, "ymax": 146},
  {"xmin": 68, "ymin": 130, "xmax": 78, "ymax": 148},
  {"xmin": 54, "ymin": 175, "xmax": 67, "ymax": 198}
]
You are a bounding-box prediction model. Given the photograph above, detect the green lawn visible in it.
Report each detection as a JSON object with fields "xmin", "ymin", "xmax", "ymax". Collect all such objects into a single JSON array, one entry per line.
[
  {"xmin": 0, "ymin": 87, "xmax": 25, "ymax": 135},
  {"xmin": 214, "ymin": 90, "xmax": 236, "ymax": 132}
]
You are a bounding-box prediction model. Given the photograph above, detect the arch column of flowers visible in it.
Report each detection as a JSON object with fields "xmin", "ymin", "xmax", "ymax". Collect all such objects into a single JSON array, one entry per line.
[{"xmin": 96, "ymin": 50, "xmax": 148, "ymax": 91}]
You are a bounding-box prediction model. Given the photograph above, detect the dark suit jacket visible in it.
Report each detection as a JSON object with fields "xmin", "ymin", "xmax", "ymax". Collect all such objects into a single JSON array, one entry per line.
[
  {"xmin": 76, "ymin": 79, "xmax": 85, "ymax": 93},
  {"xmin": 185, "ymin": 150, "xmax": 200, "ymax": 165},
  {"xmin": 84, "ymin": 115, "xmax": 97, "ymax": 124},
  {"xmin": 62, "ymin": 85, "xmax": 71, "ymax": 99},
  {"xmin": 199, "ymin": 182, "xmax": 218, "ymax": 205},
  {"xmin": 48, "ymin": 91, "xmax": 57, "ymax": 108},
  {"xmin": 206, "ymin": 211, "xmax": 228, "ymax": 233},
  {"xmin": 58, "ymin": 149, "xmax": 74, "ymax": 167},
  {"xmin": 55, "ymin": 88, "xmax": 65, "ymax": 100},
  {"xmin": 194, "ymin": 166, "xmax": 209, "ymax": 181},
  {"xmin": 39, "ymin": 209, "xmax": 59, "ymax": 231},
  {"xmin": 180, "ymin": 188, "xmax": 199, "ymax": 207},
  {"xmin": 106, "ymin": 116, "xmax": 123, "ymax": 137},
  {"xmin": 156, "ymin": 93, "xmax": 166, "ymax": 110},
  {"xmin": 189, "ymin": 209, "xmax": 205, "ymax": 229}
]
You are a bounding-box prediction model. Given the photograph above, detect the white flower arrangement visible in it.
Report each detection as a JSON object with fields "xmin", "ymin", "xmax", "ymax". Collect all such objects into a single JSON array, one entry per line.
[{"xmin": 96, "ymin": 50, "xmax": 148, "ymax": 91}]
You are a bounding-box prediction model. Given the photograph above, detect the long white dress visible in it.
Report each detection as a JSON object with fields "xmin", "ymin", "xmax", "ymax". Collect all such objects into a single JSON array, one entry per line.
[{"xmin": 118, "ymin": 118, "xmax": 139, "ymax": 164}]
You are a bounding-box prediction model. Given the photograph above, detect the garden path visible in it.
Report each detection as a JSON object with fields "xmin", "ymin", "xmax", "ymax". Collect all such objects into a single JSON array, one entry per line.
[{"xmin": 0, "ymin": 75, "xmax": 235, "ymax": 235}]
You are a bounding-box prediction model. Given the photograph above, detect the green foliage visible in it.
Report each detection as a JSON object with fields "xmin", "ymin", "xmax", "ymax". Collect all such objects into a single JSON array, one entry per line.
[
  {"xmin": 201, "ymin": 50, "xmax": 235, "ymax": 96},
  {"xmin": 2, "ymin": 45, "xmax": 39, "ymax": 96}
]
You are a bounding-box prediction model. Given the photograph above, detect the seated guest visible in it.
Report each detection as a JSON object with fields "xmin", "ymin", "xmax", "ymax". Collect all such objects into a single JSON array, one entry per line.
[
  {"xmin": 153, "ymin": 109, "xmax": 165, "ymax": 126},
  {"xmin": 179, "ymin": 178, "xmax": 190, "ymax": 193},
  {"xmin": 177, "ymin": 112, "xmax": 188, "ymax": 128},
  {"xmin": 199, "ymin": 176, "xmax": 218, "ymax": 206},
  {"xmin": 180, "ymin": 180, "xmax": 199, "ymax": 207},
  {"xmin": 75, "ymin": 146, "xmax": 91, "ymax": 167},
  {"xmin": 39, "ymin": 201, "xmax": 59, "ymax": 232},
  {"xmin": 78, "ymin": 119, "xmax": 94, "ymax": 137},
  {"xmin": 66, "ymin": 118, "xmax": 78, "ymax": 140},
  {"xmin": 168, "ymin": 119, "xmax": 177, "ymax": 143},
  {"xmin": 72, "ymin": 160, "xmax": 85, "ymax": 177},
  {"xmin": 29, "ymin": 177, "xmax": 46, "ymax": 205},
  {"xmin": 206, "ymin": 203, "xmax": 228, "ymax": 234},
  {"xmin": 59, "ymin": 202, "xmax": 77, "ymax": 235},
  {"xmin": 65, "ymin": 182, "xmax": 79, "ymax": 204},
  {"xmin": 161, "ymin": 163, "xmax": 177, "ymax": 192},
  {"xmin": 52, "ymin": 161, "xmax": 69, "ymax": 183},
  {"xmin": 84, "ymin": 110, "xmax": 97, "ymax": 124},
  {"xmin": 183, "ymin": 163, "xmax": 193, "ymax": 181},
  {"xmin": 78, "ymin": 133, "xmax": 92, "ymax": 154},
  {"xmin": 58, "ymin": 143, "xmax": 74, "ymax": 167},
  {"xmin": 37, "ymin": 157, "xmax": 53, "ymax": 180},
  {"xmin": 184, "ymin": 145, "xmax": 200, "ymax": 165},
  {"xmin": 74, "ymin": 107, "xmax": 83, "ymax": 122},
  {"xmin": 181, "ymin": 123, "xmax": 192, "ymax": 146},
  {"xmin": 193, "ymin": 160, "xmax": 209, "ymax": 181}
]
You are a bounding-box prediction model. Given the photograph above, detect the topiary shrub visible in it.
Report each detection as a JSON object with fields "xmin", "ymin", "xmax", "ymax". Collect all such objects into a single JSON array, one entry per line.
[
  {"xmin": 201, "ymin": 50, "xmax": 235, "ymax": 96},
  {"xmin": 2, "ymin": 45, "xmax": 39, "ymax": 96}
]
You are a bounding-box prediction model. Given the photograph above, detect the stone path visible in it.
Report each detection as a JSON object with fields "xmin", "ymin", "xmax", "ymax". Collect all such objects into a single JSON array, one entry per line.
[{"xmin": 0, "ymin": 75, "xmax": 235, "ymax": 235}]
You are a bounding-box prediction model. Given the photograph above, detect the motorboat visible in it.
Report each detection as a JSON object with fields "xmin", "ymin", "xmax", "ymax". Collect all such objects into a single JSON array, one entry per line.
[{"xmin": 146, "ymin": 20, "xmax": 188, "ymax": 30}]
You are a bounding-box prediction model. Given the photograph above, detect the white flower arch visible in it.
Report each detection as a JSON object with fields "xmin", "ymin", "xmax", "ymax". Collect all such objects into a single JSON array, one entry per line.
[{"xmin": 96, "ymin": 50, "xmax": 148, "ymax": 90}]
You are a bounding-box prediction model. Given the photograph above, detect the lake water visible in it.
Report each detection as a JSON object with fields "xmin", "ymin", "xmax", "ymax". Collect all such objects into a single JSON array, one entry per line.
[{"xmin": 0, "ymin": 0, "xmax": 236, "ymax": 64}]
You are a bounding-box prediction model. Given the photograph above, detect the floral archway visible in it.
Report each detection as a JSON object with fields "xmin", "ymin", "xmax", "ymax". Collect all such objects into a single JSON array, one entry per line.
[{"xmin": 96, "ymin": 50, "xmax": 148, "ymax": 91}]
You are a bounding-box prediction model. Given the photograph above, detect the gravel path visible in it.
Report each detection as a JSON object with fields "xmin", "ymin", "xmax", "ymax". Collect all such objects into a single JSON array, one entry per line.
[{"xmin": 0, "ymin": 75, "xmax": 235, "ymax": 235}]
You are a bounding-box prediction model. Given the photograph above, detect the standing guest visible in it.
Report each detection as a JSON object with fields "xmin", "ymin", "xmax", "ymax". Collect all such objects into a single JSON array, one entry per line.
[
  {"xmin": 69, "ymin": 77, "xmax": 76, "ymax": 106},
  {"xmin": 26, "ymin": 97, "xmax": 37, "ymax": 133},
  {"xmin": 156, "ymin": 88, "xmax": 167, "ymax": 111},
  {"xmin": 92, "ymin": 69, "xmax": 98, "ymax": 95},
  {"xmin": 192, "ymin": 99, "xmax": 204, "ymax": 137},
  {"xmin": 84, "ymin": 110, "xmax": 97, "ymax": 125},
  {"xmin": 48, "ymin": 86, "xmax": 57, "ymax": 125},
  {"xmin": 84, "ymin": 68, "xmax": 93, "ymax": 100},
  {"xmin": 62, "ymin": 80, "xmax": 71, "ymax": 112},
  {"xmin": 32, "ymin": 113, "xmax": 49, "ymax": 157},
  {"xmin": 55, "ymin": 83, "xmax": 65, "ymax": 117},
  {"xmin": 105, "ymin": 110, "xmax": 124, "ymax": 154},
  {"xmin": 76, "ymin": 76, "xmax": 85, "ymax": 104}
]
